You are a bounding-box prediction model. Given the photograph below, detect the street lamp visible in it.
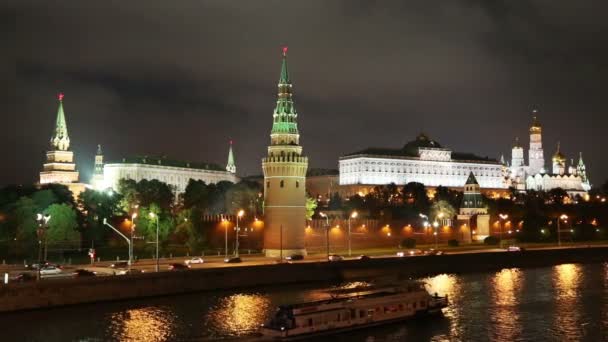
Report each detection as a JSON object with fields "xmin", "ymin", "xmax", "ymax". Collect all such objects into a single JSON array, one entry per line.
[
  {"xmin": 130, "ymin": 212, "xmax": 137, "ymax": 267},
  {"xmin": 432, "ymin": 220, "xmax": 439, "ymax": 249},
  {"xmin": 557, "ymin": 214, "xmax": 568, "ymax": 247},
  {"xmin": 319, "ymin": 212, "xmax": 330, "ymax": 259},
  {"xmin": 35, "ymin": 213, "xmax": 51, "ymax": 281},
  {"xmin": 149, "ymin": 212, "xmax": 160, "ymax": 272},
  {"xmin": 235, "ymin": 210, "xmax": 245, "ymax": 257},
  {"xmin": 499, "ymin": 214, "xmax": 508, "ymax": 248},
  {"xmin": 348, "ymin": 211, "xmax": 358, "ymax": 257}
]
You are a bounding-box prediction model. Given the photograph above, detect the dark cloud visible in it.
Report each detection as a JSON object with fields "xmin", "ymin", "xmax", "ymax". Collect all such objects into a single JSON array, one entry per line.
[{"xmin": 5, "ymin": 0, "xmax": 608, "ymax": 186}]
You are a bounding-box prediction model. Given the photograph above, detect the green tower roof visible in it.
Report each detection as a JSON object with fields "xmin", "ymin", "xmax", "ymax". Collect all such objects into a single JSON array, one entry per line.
[
  {"xmin": 226, "ymin": 140, "xmax": 236, "ymax": 173},
  {"xmin": 51, "ymin": 93, "xmax": 70, "ymax": 151},
  {"xmin": 271, "ymin": 47, "xmax": 299, "ymax": 135},
  {"xmin": 465, "ymin": 172, "xmax": 479, "ymax": 185}
]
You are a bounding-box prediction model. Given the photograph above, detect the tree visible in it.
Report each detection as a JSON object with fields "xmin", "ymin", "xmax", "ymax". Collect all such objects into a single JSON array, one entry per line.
[
  {"xmin": 401, "ymin": 182, "xmax": 430, "ymax": 214},
  {"xmin": 44, "ymin": 203, "xmax": 80, "ymax": 248},
  {"xmin": 328, "ymin": 192, "xmax": 343, "ymax": 210},
  {"xmin": 78, "ymin": 188, "xmax": 123, "ymax": 244},
  {"xmin": 430, "ymin": 200, "xmax": 456, "ymax": 221},
  {"xmin": 306, "ymin": 196, "xmax": 317, "ymax": 220}
]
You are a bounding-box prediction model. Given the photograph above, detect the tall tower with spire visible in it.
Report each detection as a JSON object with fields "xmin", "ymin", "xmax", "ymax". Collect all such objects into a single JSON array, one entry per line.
[
  {"xmin": 91, "ymin": 144, "xmax": 105, "ymax": 189},
  {"xmin": 528, "ymin": 110, "xmax": 545, "ymax": 175},
  {"xmin": 577, "ymin": 152, "xmax": 591, "ymax": 190},
  {"xmin": 226, "ymin": 140, "xmax": 236, "ymax": 174},
  {"xmin": 262, "ymin": 47, "xmax": 309, "ymax": 257},
  {"xmin": 40, "ymin": 93, "xmax": 80, "ymax": 185}
]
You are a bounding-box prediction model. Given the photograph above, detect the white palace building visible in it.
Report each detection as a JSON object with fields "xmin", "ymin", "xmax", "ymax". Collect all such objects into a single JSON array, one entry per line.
[{"xmin": 339, "ymin": 133, "xmax": 506, "ymax": 196}]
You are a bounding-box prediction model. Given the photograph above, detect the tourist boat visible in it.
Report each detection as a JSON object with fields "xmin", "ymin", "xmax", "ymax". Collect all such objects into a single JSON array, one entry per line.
[{"xmin": 260, "ymin": 283, "xmax": 448, "ymax": 340}]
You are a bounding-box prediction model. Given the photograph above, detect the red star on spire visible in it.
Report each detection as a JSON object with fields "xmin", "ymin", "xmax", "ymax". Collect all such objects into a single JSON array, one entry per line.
[
  {"xmin": 282, "ymin": 46, "xmax": 288, "ymax": 56},
  {"xmin": 58, "ymin": 92, "xmax": 64, "ymax": 101}
]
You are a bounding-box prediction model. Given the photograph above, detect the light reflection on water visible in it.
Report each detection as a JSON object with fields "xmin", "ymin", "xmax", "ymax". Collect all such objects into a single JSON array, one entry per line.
[
  {"xmin": 0, "ymin": 263, "xmax": 605, "ymax": 341},
  {"xmin": 107, "ymin": 306, "xmax": 175, "ymax": 342}
]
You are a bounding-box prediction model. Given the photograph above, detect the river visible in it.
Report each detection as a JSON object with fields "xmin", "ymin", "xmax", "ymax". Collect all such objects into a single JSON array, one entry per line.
[{"xmin": 1, "ymin": 262, "xmax": 606, "ymax": 341}]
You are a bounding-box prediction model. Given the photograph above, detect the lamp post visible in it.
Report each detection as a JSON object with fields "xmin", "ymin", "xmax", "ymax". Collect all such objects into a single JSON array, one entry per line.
[
  {"xmin": 149, "ymin": 212, "xmax": 160, "ymax": 272},
  {"xmin": 319, "ymin": 212, "xmax": 330, "ymax": 259},
  {"xmin": 222, "ymin": 217, "xmax": 229, "ymax": 259},
  {"xmin": 557, "ymin": 214, "xmax": 568, "ymax": 247},
  {"xmin": 235, "ymin": 210, "xmax": 245, "ymax": 257},
  {"xmin": 35, "ymin": 213, "xmax": 51, "ymax": 281},
  {"xmin": 432, "ymin": 220, "xmax": 439, "ymax": 249},
  {"xmin": 348, "ymin": 211, "xmax": 358, "ymax": 257},
  {"xmin": 103, "ymin": 218, "xmax": 132, "ymax": 271},
  {"xmin": 499, "ymin": 214, "xmax": 508, "ymax": 248},
  {"xmin": 130, "ymin": 213, "xmax": 137, "ymax": 267}
]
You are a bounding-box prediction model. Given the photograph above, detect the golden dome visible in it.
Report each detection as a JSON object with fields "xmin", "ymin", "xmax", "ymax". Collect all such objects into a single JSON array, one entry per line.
[
  {"xmin": 530, "ymin": 115, "xmax": 542, "ymax": 133},
  {"xmin": 552, "ymin": 142, "xmax": 566, "ymax": 162}
]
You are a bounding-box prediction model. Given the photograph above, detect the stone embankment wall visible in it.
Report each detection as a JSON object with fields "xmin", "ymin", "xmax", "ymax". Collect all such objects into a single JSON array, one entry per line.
[{"xmin": 1, "ymin": 246, "xmax": 606, "ymax": 313}]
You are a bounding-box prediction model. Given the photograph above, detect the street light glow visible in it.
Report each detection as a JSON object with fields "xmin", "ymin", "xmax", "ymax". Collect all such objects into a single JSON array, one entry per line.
[
  {"xmin": 351, "ymin": 211, "xmax": 358, "ymax": 219},
  {"xmin": 238, "ymin": 209, "xmax": 245, "ymax": 217}
]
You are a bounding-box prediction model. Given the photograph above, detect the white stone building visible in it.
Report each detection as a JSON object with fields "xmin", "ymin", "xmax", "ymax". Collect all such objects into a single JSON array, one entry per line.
[
  {"xmin": 339, "ymin": 134, "xmax": 505, "ymax": 190},
  {"xmin": 507, "ymin": 112, "xmax": 590, "ymax": 197},
  {"xmin": 102, "ymin": 143, "xmax": 239, "ymax": 197}
]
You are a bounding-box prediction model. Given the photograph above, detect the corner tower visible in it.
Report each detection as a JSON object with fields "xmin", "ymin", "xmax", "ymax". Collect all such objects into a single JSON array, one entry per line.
[
  {"xmin": 262, "ymin": 47, "xmax": 309, "ymax": 258},
  {"xmin": 40, "ymin": 93, "xmax": 80, "ymax": 185},
  {"xmin": 528, "ymin": 110, "xmax": 545, "ymax": 175}
]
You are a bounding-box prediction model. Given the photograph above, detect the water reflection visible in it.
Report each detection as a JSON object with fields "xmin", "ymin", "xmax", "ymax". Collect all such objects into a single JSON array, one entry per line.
[
  {"xmin": 108, "ymin": 306, "xmax": 175, "ymax": 342},
  {"xmin": 207, "ymin": 293, "xmax": 271, "ymax": 336},
  {"xmin": 423, "ymin": 273, "xmax": 461, "ymax": 340},
  {"xmin": 553, "ymin": 263, "xmax": 583, "ymax": 340},
  {"xmin": 489, "ymin": 268, "xmax": 523, "ymax": 341}
]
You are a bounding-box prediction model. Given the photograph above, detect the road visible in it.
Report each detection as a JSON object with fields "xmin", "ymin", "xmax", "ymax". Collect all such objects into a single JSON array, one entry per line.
[{"xmin": 2, "ymin": 243, "xmax": 606, "ymax": 282}]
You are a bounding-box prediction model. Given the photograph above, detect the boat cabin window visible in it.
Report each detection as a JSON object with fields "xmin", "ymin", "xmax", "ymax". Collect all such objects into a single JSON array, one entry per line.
[{"xmin": 367, "ymin": 309, "xmax": 374, "ymax": 318}]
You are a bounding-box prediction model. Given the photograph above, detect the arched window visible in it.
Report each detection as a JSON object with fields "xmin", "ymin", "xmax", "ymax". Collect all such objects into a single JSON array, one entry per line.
[
  {"xmin": 280, "ymin": 180, "xmax": 284, "ymax": 188},
  {"xmin": 267, "ymin": 181, "xmax": 270, "ymax": 188},
  {"xmin": 296, "ymin": 181, "xmax": 299, "ymax": 188}
]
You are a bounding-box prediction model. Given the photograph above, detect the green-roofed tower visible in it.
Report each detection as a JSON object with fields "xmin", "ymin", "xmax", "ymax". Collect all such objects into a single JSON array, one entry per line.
[
  {"xmin": 226, "ymin": 140, "xmax": 236, "ymax": 174},
  {"xmin": 51, "ymin": 93, "xmax": 71, "ymax": 151},
  {"xmin": 262, "ymin": 47, "xmax": 309, "ymax": 258},
  {"xmin": 40, "ymin": 93, "xmax": 82, "ymax": 193},
  {"xmin": 461, "ymin": 172, "xmax": 485, "ymax": 209}
]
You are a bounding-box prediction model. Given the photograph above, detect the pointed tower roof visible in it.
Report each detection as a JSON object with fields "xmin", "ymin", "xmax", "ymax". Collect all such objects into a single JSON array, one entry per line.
[
  {"xmin": 577, "ymin": 152, "xmax": 585, "ymax": 166},
  {"xmin": 96, "ymin": 144, "xmax": 103, "ymax": 155},
  {"xmin": 465, "ymin": 172, "xmax": 479, "ymax": 185},
  {"xmin": 279, "ymin": 46, "xmax": 290, "ymax": 84},
  {"xmin": 500, "ymin": 154, "xmax": 506, "ymax": 165},
  {"xmin": 271, "ymin": 46, "xmax": 299, "ymax": 135},
  {"xmin": 513, "ymin": 136, "xmax": 522, "ymax": 148},
  {"xmin": 530, "ymin": 109, "xmax": 542, "ymax": 133},
  {"xmin": 226, "ymin": 140, "xmax": 236, "ymax": 173},
  {"xmin": 51, "ymin": 93, "xmax": 71, "ymax": 151}
]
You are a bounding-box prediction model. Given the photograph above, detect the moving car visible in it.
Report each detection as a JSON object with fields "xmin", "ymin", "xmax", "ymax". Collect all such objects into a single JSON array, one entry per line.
[
  {"xmin": 358, "ymin": 255, "xmax": 371, "ymax": 260},
  {"xmin": 40, "ymin": 266, "xmax": 62, "ymax": 276},
  {"xmin": 13, "ymin": 272, "xmax": 36, "ymax": 282},
  {"xmin": 116, "ymin": 269, "xmax": 144, "ymax": 275},
  {"xmin": 73, "ymin": 269, "xmax": 96, "ymax": 277},
  {"xmin": 168, "ymin": 263, "xmax": 190, "ymax": 271},
  {"xmin": 397, "ymin": 249, "xmax": 422, "ymax": 257},
  {"xmin": 328, "ymin": 254, "xmax": 343, "ymax": 262},
  {"xmin": 224, "ymin": 257, "xmax": 242, "ymax": 263},
  {"xmin": 286, "ymin": 254, "xmax": 304, "ymax": 261},
  {"xmin": 111, "ymin": 261, "xmax": 129, "ymax": 269},
  {"xmin": 424, "ymin": 249, "xmax": 445, "ymax": 256},
  {"xmin": 185, "ymin": 257, "xmax": 204, "ymax": 265},
  {"xmin": 506, "ymin": 246, "xmax": 525, "ymax": 252}
]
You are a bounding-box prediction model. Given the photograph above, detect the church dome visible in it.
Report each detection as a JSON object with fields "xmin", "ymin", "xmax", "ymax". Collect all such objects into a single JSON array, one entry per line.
[
  {"xmin": 552, "ymin": 143, "xmax": 566, "ymax": 162},
  {"xmin": 403, "ymin": 133, "xmax": 442, "ymax": 150}
]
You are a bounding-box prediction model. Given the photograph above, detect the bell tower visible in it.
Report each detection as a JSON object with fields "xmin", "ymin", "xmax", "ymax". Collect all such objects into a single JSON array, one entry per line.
[
  {"xmin": 262, "ymin": 47, "xmax": 309, "ymax": 258},
  {"xmin": 528, "ymin": 110, "xmax": 545, "ymax": 175}
]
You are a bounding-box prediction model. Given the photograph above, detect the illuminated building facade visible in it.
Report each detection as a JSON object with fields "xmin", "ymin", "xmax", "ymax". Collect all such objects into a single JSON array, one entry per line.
[
  {"xmin": 262, "ymin": 47, "xmax": 309, "ymax": 257},
  {"xmin": 339, "ymin": 133, "xmax": 506, "ymax": 193},
  {"xmin": 102, "ymin": 143, "xmax": 238, "ymax": 197}
]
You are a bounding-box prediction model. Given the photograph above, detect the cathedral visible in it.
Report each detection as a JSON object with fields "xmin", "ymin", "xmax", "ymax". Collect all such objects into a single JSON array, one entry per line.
[{"xmin": 507, "ymin": 111, "xmax": 590, "ymax": 197}]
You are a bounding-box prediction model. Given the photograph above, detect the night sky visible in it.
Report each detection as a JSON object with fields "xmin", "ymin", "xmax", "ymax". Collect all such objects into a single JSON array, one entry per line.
[{"xmin": 8, "ymin": 1, "xmax": 608, "ymax": 187}]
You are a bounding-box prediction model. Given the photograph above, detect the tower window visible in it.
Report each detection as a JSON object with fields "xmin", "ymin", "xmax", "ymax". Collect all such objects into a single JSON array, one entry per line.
[
  {"xmin": 267, "ymin": 181, "xmax": 270, "ymax": 188},
  {"xmin": 296, "ymin": 181, "xmax": 299, "ymax": 188},
  {"xmin": 280, "ymin": 180, "xmax": 284, "ymax": 188}
]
